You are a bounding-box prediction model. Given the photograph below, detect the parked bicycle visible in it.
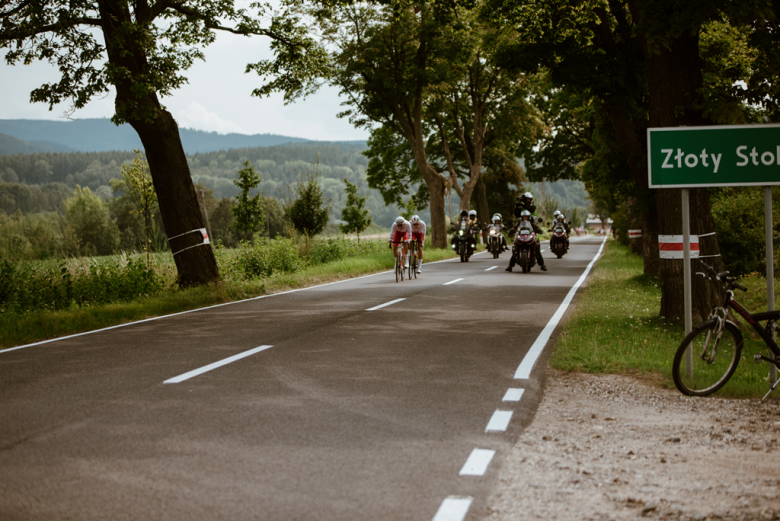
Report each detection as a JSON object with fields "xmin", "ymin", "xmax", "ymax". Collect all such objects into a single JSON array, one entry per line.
[{"xmin": 672, "ymin": 260, "xmax": 780, "ymax": 399}]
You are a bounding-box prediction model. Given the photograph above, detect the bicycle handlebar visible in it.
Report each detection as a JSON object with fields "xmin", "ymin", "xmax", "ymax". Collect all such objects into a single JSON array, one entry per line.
[{"xmin": 697, "ymin": 260, "xmax": 747, "ymax": 292}]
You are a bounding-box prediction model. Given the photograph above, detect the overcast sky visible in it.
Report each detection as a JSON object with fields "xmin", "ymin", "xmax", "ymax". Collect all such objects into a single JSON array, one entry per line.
[{"xmin": 0, "ymin": 29, "xmax": 369, "ymax": 142}]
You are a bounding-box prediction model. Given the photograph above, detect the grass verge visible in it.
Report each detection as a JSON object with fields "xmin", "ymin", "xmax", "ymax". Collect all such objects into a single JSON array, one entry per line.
[
  {"xmin": 551, "ymin": 239, "xmax": 780, "ymax": 400},
  {"xmin": 0, "ymin": 246, "xmax": 458, "ymax": 349}
]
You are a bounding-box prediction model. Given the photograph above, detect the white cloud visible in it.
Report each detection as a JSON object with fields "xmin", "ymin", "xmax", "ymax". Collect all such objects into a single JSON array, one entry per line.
[{"xmin": 176, "ymin": 102, "xmax": 245, "ymax": 134}]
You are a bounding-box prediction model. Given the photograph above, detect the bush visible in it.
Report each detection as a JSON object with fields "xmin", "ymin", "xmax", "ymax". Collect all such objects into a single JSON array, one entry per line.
[
  {"xmin": 308, "ymin": 237, "xmax": 386, "ymax": 265},
  {"xmin": 0, "ymin": 256, "xmax": 166, "ymax": 314},
  {"xmin": 217, "ymin": 237, "xmax": 303, "ymax": 280}
]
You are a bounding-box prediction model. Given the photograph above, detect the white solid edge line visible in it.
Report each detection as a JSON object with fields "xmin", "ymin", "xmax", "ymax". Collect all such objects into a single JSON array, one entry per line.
[
  {"xmin": 443, "ymin": 278, "xmax": 464, "ymax": 286},
  {"xmin": 485, "ymin": 410, "xmax": 513, "ymax": 432},
  {"xmin": 3, "ymin": 248, "xmax": 483, "ymax": 354},
  {"xmin": 514, "ymin": 237, "xmax": 608, "ymax": 379},
  {"xmin": 432, "ymin": 496, "xmax": 473, "ymax": 521},
  {"xmin": 366, "ymin": 298, "xmax": 406, "ymax": 311},
  {"xmin": 502, "ymin": 388, "xmax": 525, "ymax": 402},
  {"xmin": 484, "ymin": 266, "xmax": 497, "ymax": 271},
  {"xmin": 459, "ymin": 448, "xmax": 496, "ymax": 476},
  {"xmin": 164, "ymin": 345, "xmax": 273, "ymax": 384}
]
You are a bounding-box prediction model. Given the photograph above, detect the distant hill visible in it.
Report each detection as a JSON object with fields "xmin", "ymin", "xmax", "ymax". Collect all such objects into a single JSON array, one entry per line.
[
  {"xmin": 0, "ymin": 119, "xmax": 363, "ymax": 155},
  {"xmin": 0, "ymin": 132, "xmax": 75, "ymax": 155}
]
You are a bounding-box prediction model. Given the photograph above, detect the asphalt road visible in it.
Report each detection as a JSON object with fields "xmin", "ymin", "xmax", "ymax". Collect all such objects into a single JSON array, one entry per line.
[{"xmin": 0, "ymin": 236, "xmax": 606, "ymax": 521}]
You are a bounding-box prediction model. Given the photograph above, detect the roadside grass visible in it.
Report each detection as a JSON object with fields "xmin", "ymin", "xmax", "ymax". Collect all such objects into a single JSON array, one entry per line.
[
  {"xmin": 0, "ymin": 244, "xmax": 458, "ymax": 349},
  {"xmin": 551, "ymin": 240, "xmax": 780, "ymax": 399}
]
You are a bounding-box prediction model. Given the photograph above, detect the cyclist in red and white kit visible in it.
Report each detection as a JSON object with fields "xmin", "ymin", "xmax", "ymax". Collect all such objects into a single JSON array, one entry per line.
[
  {"xmin": 389, "ymin": 216, "xmax": 412, "ymax": 268},
  {"xmin": 409, "ymin": 215, "xmax": 426, "ymax": 273}
]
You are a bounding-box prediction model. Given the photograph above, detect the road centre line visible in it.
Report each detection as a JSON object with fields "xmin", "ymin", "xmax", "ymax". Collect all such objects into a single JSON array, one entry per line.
[
  {"xmin": 514, "ymin": 237, "xmax": 608, "ymax": 379},
  {"xmin": 484, "ymin": 266, "xmax": 497, "ymax": 271},
  {"xmin": 443, "ymin": 278, "xmax": 464, "ymax": 286},
  {"xmin": 502, "ymin": 388, "xmax": 525, "ymax": 402},
  {"xmin": 432, "ymin": 496, "xmax": 473, "ymax": 521},
  {"xmin": 366, "ymin": 298, "xmax": 405, "ymax": 311},
  {"xmin": 2, "ymin": 249, "xmax": 483, "ymax": 354},
  {"xmin": 459, "ymin": 448, "xmax": 496, "ymax": 476},
  {"xmin": 485, "ymin": 410, "xmax": 513, "ymax": 432},
  {"xmin": 163, "ymin": 345, "xmax": 272, "ymax": 384}
]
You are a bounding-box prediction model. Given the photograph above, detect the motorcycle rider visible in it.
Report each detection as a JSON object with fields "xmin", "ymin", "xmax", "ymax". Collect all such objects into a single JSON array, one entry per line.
[
  {"xmin": 450, "ymin": 209, "xmax": 476, "ymax": 256},
  {"xmin": 549, "ymin": 213, "xmax": 571, "ymax": 250},
  {"xmin": 506, "ymin": 210, "xmax": 547, "ymax": 272},
  {"xmin": 509, "ymin": 193, "xmax": 546, "ymax": 271},
  {"xmin": 488, "ymin": 214, "xmax": 509, "ymax": 252}
]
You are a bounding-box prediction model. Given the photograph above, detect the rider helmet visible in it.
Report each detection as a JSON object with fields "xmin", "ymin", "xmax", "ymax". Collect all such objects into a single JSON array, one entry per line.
[
  {"xmin": 468, "ymin": 210, "xmax": 477, "ymax": 220},
  {"xmin": 395, "ymin": 216, "xmax": 405, "ymax": 226},
  {"xmin": 523, "ymin": 192, "xmax": 534, "ymax": 200},
  {"xmin": 520, "ymin": 210, "xmax": 531, "ymax": 220},
  {"xmin": 410, "ymin": 215, "xmax": 420, "ymax": 224},
  {"xmin": 492, "ymin": 214, "xmax": 500, "ymax": 223},
  {"xmin": 460, "ymin": 209, "xmax": 469, "ymax": 218},
  {"xmin": 495, "ymin": 213, "xmax": 502, "ymax": 220},
  {"xmin": 553, "ymin": 210, "xmax": 561, "ymax": 218},
  {"xmin": 557, "ymin": 214, "xmax": 565, "ymax": 221}
]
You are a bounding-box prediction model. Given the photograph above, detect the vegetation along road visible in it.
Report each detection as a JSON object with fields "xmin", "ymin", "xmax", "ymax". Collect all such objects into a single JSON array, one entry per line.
[{"xmin": 1, "ymin": 237, "xmax": 603, "ymax": 521}]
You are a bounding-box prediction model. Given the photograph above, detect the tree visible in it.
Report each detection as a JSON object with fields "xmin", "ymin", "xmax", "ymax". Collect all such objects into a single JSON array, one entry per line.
[
  {"xmin": 283, "ymin": 163, "xmax": 331, "ymax": 251},
  {"xmin": 232, "ymin": 161, "xmax": 265, "ymax": 242},
  {"xmin": 340, "ymin": 179, "xmax": 372, "ymax": 244},
  {"xmin": 0, "ymin": 0, "xmax": 328, "ymax": 286},
  {"xmin": 110, "ymin": 151, "xmax": 157, "ymax": 268},
  {"xmin": 316, "ymin": 1, "xmax": 453, "ymax": 248},
  {"xmin": 65, "ymin": 186, "xmax": 120, "ymax": 256}
]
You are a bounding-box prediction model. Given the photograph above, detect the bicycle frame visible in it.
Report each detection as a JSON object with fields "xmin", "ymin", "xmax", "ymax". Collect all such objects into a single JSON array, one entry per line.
[{"xmin": 724, "ymin": 290, "xmax": 780, "ymax": 361}]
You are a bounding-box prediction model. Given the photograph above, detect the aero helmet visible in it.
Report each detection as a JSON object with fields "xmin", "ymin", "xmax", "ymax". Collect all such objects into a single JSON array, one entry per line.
[
  {"xmin": 395, "ymin": 216, "xmax": 405, "ymax": 226},
  {"xmin": 410, "ymin": 215, "xmax": 420, "ymax": 224}
]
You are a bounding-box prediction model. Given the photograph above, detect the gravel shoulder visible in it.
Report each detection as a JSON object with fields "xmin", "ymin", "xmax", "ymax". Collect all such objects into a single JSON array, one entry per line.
[{"xmin": 485, "ymin": 369, "xmax": 780, "ymax": 521}]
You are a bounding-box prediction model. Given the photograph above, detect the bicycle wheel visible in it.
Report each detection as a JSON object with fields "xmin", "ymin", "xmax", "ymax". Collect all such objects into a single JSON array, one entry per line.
[{"xmin": 672, "ymin": 319, "xmax": 743, "ymax": 396}]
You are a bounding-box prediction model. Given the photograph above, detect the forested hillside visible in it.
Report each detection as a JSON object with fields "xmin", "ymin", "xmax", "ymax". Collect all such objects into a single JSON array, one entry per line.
[{"xmin": 0, "ymin": 143, "xmax": 408, "ymax": 226}]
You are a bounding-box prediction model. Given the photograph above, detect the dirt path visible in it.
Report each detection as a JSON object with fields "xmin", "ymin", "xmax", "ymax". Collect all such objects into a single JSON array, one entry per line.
[{"xmin": 485, "ymin": 369, "xmax": 780, "ymax": 521}]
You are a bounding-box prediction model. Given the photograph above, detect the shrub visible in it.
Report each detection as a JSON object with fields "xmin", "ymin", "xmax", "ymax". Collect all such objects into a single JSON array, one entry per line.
[
  {"xmin": 308, "ymin": 237, "xmax": 385, "ymax": 265},
  {"xmin": 217, "ymin": 237, "xmax": 303, "ymax": 280}
]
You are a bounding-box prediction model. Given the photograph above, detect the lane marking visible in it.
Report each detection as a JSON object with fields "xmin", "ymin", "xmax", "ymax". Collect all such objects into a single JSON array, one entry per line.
[
  {"xmin": 484, "ymin": 266, "xmax": 497, "ymax": 271},
  {"xmin": 366, "ymin": 298, "xmax": 405, "ymax": 311},
  {"xmin": 459, "ymin": 449, "xmax": 496, "ymax": 476},
  {"xmin": 164, "ymin": 345, "xmax": 272, "ymax": 384},
  {"xmin": 4, "ymin": 248, "xmax": 493, "ymax": 354},
  {"xmin": 443, "ymin": 278, "xmax": 464, "ymax": 286},
  {"xmin": 502, "ymin": 388, "xmax": 525, "ymax": 402},
  {"xmin": 514, "ymin": 237, "xmax": 608, "ymax": 379},
  {"xmin": 432, "ymin": 496, "xmax": 473, "ymax": 521},
  {"xmin": 486, "ymin": 410, "xmax": 513, "ymax": 432}
]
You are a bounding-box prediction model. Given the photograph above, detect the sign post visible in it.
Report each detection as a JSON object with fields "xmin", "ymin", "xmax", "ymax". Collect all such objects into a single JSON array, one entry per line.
[{"xmin": 648, "ymin": 124, "xmax": 780, "ymax": 385}]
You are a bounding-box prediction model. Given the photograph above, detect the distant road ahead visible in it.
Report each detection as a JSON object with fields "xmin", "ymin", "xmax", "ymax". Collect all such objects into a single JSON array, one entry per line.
[{"xmin": 0, "ymin": 237, "xmax": 605, "ymax": 521}]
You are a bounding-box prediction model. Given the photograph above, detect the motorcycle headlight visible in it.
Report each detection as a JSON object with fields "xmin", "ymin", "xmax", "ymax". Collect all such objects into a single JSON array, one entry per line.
[
  {"xmin": 451, "ymin": 244, "xmax": 456, "ymax": 249},
  {"xmin": 458, "ymin": 230, "xmax": 463, "ymax": 236}
]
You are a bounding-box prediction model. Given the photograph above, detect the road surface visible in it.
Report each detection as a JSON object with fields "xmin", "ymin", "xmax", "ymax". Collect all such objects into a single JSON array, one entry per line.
[{"xmin": 0, "ymin": 236, "xmax": 605, "ymax": 521}]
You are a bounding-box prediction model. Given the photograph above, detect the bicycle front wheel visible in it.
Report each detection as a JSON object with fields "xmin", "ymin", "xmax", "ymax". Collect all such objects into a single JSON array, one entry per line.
[{"xmin": 672, "ymin": 320, "xmax": 743, "ymax": 396}]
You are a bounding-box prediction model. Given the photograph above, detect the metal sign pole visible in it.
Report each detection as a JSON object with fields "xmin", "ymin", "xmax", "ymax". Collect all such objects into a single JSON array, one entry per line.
[
  {"xmin": 683, "ymin": 188, "xmax": 693, "ymax": 377},
  {"xmin": 766, "ymin": 186, "xmax": 777, "ymax": 385}
]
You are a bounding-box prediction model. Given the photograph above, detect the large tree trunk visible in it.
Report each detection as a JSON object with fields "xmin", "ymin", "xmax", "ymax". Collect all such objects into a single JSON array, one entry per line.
[
  {"xmin": 99, "ymin": 0, "xmax": 219, "ymax": 287},
  {"xmin": 642, "ymin": 201, "xmax": 661, "ymax": 277},
  {"xmin": 409, "ymin": 142, "xmax": 448, "ymax": 248},
  {"xmin": 627, "ymin": 197, "xmax": 643, "ymax": 255},
  {"xmin": 644, "ymin": 30, "xmax": 723, "ymax": 321}
]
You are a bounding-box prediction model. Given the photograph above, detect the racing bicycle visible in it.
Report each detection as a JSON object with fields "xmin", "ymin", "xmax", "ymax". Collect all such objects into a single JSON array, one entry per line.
[
  {"xmin": 391, "ymin": 241, "xmax": 406, "ymax": 282},
  {"xmin": 408, "ymin": 238, "xmax": 419, "ymax": 279},
  {"xmin": 672, "ymin": 261, "xmax": 780, "ymax": 399}
]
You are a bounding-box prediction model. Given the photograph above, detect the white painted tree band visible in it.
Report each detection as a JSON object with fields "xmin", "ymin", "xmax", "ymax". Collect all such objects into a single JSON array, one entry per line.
[
  {"xmin": 628, "ymin": 229, "xmax": 642, "ymax": 238},
  {"xmin": 169, "ymin": 228, "xmax": 210, "ymax": 256}
]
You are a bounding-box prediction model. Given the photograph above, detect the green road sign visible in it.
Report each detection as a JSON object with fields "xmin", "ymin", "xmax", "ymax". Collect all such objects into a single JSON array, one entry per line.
[{"xmin": 648, "ymin": 123, "xmax": 780, "ymax": 188}]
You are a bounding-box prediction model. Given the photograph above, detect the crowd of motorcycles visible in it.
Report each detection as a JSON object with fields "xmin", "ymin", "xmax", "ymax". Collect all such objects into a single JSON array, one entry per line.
[{"xmin": 450, "ymin": 210, "xmax": 573, "ymax": 274}]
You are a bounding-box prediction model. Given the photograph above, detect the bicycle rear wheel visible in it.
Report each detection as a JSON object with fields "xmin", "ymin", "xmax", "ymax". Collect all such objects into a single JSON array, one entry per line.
[{"xmin": 672, "ymin": 320, "xmax": 743, "ymax": 396}]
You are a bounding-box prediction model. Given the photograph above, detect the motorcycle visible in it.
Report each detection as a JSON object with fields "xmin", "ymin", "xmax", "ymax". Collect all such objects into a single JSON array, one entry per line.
[
  {"xmin": 550, "ymin": 224, "xmax": 568, "ymax": 259},
  {"xmin": 451, "ymin": 218, "xmax": 476, "ymax": 262},
  {"xmin": 512, "ymin": 220, "xmax": 538, "ymax": 273},
  {"xmin": 488, "ymin": 227, "xmax": 503, "ymax": 258}
]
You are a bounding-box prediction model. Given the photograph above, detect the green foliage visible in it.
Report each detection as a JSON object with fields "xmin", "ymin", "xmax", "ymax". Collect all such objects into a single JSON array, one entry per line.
[
  {"xmin": 232, "ymin": 161, "xmax": 265, "ymax": 242},
  {"xmin": 64, "ymin": 186, "xmax": 120, "ymax": 256},
  {"xmin": 0, "ymin": 256, "xmax": 165, "ymax": 314},
  {"xmin": 111, "ymin": 151, "xmax": 158, "ymax": 267},
  {"xmin": 283, "ymin": 162, "xmax": 332, "ymax": 241},
  {"xmin": 214, "ymin": 238, "xmax": 302, "ymax": 280},
  {"xmin": 308, "ymin": 237, "xmax": 386, "ymax": 266},
  {"xmin": 340, "ymin": 179, "xmax": 372, "ymax": 242},
  {"xmin": 710, "ymin": 187, "xmax": 780, "ymax": 277},
  {"xmin": 0, "ymin": 211, "xmax": 78, "ymax": 261}
]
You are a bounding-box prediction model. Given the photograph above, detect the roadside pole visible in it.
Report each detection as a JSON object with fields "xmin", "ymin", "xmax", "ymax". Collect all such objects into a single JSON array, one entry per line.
[
  {"xmin": 766, "ymin": 187, "xmax": 777, "ymax": 385},
  {"xmin": 682, "ymin": 189, "xmax": 693, "ymax": 378}
]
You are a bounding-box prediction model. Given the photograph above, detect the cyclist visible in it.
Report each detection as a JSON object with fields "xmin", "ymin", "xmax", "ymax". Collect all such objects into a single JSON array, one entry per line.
[
  {"xmin": 389, "ymin": 216, "xmax": 412, "ymax": 268},
  {"xmin": 409, "ymin": 214, "xmax": 426, "ymax": 273}
]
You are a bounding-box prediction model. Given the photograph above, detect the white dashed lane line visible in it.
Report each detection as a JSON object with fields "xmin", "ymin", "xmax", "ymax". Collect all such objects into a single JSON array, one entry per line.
[
  {"xmin": 366, "ymin": 298, "xmax": 406, "ymax": 311},
  {"xmin": 164, "ymin": 345, "xmax": 273, "ymax": 384},
  {"xmin": 443, "ymin": 278, "xmax": 464, "ymax": 286},
  {"xmin": 432, "ymin": 496, "xmax": 473, "ymax": 521},
  {"xmin": 485, "ymin": 410, "xmax": 513, "ymax": 432},
  {"xmin": 459, "ymin": 449, "xmax": 496, "ymax": 476},
  {"xmin": 484, "ymin": 266, "xmax": 497, "ymax": 271},
  {"xmin": 502, "ymin": 388, "xmax": 525, "ymax": 402}
]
